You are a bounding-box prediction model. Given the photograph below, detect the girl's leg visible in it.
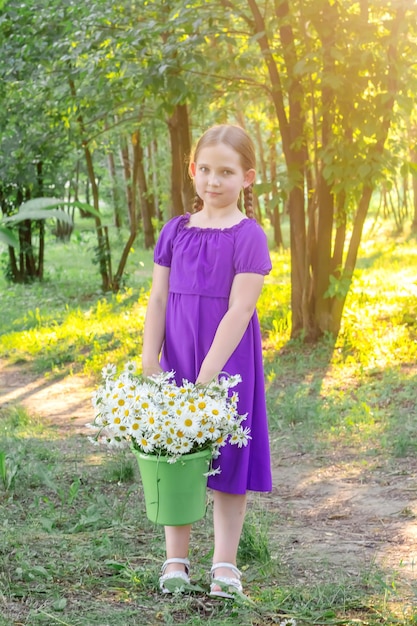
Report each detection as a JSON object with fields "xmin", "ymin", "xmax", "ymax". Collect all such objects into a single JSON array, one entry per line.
[
  {"xmin": 163, "ymin": 524, "xmax": 192, "ymax": 574},
  {"xmin": 212, "ymin": 490, "xmax": 247, "ymax": 584}
]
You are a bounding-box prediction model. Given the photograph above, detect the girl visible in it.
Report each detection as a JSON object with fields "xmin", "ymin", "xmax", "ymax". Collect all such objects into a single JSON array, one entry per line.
[{"xmin": 141, "ymin": 124, "xmax": 272, "ymax": 598}]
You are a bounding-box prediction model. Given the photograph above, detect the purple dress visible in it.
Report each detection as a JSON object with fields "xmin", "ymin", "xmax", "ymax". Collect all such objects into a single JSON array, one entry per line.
[{"xmin": 154, "ymin": 213, "xmax": 272, "ymax": 495}]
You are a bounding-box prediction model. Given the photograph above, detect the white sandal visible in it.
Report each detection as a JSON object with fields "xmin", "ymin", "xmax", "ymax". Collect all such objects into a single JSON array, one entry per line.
[
  {"xmin": 210, "ymin": 562, "xmax": 242, "ymax": 598},
  {"xmin": 159, "ymin": 557, "xmax": 190, "ymax": 594}
]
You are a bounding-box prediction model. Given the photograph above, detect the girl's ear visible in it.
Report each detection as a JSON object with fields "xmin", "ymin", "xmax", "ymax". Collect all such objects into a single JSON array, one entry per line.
[
  {"xmin": 243, "ymin": 169, "xmax": 256, "ymax": 188},
  {"xmin": 190, "ymin": 162, "xmax": 196, "ymax": 177}
]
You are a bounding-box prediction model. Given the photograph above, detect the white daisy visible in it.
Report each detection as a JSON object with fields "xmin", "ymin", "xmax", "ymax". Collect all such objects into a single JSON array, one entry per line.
[
  {"xmin": 123, "ymin": 361, "xmax": 137, "ymax": 374},
  {"xmin": 101, "ymin": 363, "xmax": 117, "ymax": 380}
]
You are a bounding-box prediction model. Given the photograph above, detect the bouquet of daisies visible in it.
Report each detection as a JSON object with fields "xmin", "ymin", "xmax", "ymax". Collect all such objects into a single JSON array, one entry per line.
[{"xmin": 89, "ymin": 362, "xmax": 250, "ymax": 467}]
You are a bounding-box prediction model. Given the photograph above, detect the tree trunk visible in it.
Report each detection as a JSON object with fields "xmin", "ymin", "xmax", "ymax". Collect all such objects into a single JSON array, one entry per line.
[
  {"xmin": 269, "ymin": 139, "xmax": 284, "ymax": 248},
  {"xmin": 176, "ymin": 104, "xmax": 193, "ymax": 212},
  {"xmin": 246, "ymin": 0, "xmax": 307, "ymax": 337},
  {"xmin": 168, "ymin": 108, "xmax": 186, "ymax": 218},
  {"xmin": 120, "ymin": 138, "xmax": 134, "ymax": 228},
  {"xmin": 410, "ymin": 126, "xmax": 417, "ymax": 233},
  {"xmin": 36, "ymin": 161, "xmax": 45, "ymax": 279},
  {"xmin": 20, "ymin": 220, "xmax": 36, "ymax": 280},
  {"xmin": 148, "ymin": 139, "xmax": 161, "ymax": 220},
  {"xmin": 133, "ymin": 128, "xmax": 155, "ymax": 249},
  {"xmin": 68, "ymin": 76, "xmax": 111, "ymax": 291},
  {"xmin": 113, "ymin": 126, "xmax": 155, "ymax": 289},
  {"xmin": 412, "ymin": 172, "xmax": 417, "ymax": 233},
  {"xmin": 107, "ymin": 147, "xmax": 123, "ymax": 229},
  {"xmin": 37, "ymin": 221, "xmax": 45, "ymax": 279},
  {"xmin": 113, "ymin": 131, "xmax": 140, "ymax": 291},
  {"xmin": 7, "ymin": 187, "xmax": 24, "ymax": 282},
  {"xmin": 8, "ymin": 246, "xmax": 20, "ymax": 282},
  {"xmin": 312, "ymin": 1, "xmax": 337, "ymax": 337}
]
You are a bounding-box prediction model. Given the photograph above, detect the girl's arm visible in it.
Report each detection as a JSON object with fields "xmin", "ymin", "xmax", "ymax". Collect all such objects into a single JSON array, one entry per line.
[
  {"xmin": 141, "ymin": 263, "xmax": 170, "ymax": 378},
  {"xmin": 196, "ymin": 272, "xmax": 265, "ymax": 384}
]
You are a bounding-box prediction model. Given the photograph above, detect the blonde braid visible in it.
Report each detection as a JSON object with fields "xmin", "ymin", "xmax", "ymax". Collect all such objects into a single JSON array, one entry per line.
[
  {"xmin": 192, "ymin": 194, "xmax": 203, "ymax": 212},
  {"xmin": 243, "ymin": 185, "xmax": 254, "ymax": 219}
]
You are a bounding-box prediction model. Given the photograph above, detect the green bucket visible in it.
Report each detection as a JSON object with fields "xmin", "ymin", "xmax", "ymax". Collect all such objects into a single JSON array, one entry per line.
[{"xmin": 133, "ymin": 448, "xmax": 211, "ymax": 526}]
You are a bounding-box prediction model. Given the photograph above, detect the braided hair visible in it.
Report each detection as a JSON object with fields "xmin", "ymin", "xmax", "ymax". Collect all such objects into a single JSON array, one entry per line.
[{"xmin": 190, "ymin": 124, "xmax": 256, "ymax": 218}]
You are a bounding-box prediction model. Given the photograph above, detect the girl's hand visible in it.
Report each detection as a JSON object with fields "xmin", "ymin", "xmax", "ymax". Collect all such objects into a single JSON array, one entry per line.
[
  {"xmin": 141, "ymin": 263, "xmax": 170, "ymax": 381},
  {"xmin": 142, "ymin": 364, "xmax": 163, "ymax": 378},
  {"xmin": 196, "ymin": 273, "xmax": 264, "ymax": 384},
  {"xmin": 196, "ymin": 371, "xmax": 219, "ymax": 386}
]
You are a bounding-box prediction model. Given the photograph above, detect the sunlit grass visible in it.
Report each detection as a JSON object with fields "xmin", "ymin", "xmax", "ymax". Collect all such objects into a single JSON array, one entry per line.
[
  {"xmin": 0, "ymin": 288, "xmax": 149, "ymax": 376},
  {"xmin": 0, "ymin": 230, "xmax": 155, "ymax": 376},
  {"xmin": 1, "ymin": 224, "xmax": 416, "ymax": 388},
  {"xmin": 338, "ymin": 240, "xmax": 417, "ymax": 370}
]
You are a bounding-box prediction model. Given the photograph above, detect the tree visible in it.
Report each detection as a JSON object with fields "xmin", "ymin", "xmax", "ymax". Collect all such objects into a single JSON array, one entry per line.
[
  {"xmin": 221, "ymin": 0, "xmax": 416, "ymax": 339},
  {"xmin": 0, "ymin": 0, "xmax": 228, "ymax": 289}
]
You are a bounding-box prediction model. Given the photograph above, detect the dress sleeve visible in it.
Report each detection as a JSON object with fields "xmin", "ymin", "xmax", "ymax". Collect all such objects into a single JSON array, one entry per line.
[
  {"xmin": 153, "ymin": 215, "xmax": 186, "ymax": 267},
  {"xmin": 233, "ymin": 220, "xmax": 272, "ymax": 276}
]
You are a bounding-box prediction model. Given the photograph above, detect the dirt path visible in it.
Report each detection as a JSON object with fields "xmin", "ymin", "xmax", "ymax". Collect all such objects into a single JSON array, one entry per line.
[
  {"xmin": 1, "ymin": 359, "xmax": 416, "ymax": 599},
  {"xmin": 0, "ymin": 359, "xmax": 93, "ymax": 433}
]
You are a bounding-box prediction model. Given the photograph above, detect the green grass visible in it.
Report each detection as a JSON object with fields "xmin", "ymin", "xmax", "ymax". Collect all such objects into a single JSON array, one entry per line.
[
  {"xmin": 0, "ymin": 229, "xmax": 155, "ymax": 376},
  {"xmin": 1, "ymin": 415, "xmax": 412, "ymax": 626},
  {"xmin": 1, "ymin": 221, "xmax": 417, "ymax": 624}
]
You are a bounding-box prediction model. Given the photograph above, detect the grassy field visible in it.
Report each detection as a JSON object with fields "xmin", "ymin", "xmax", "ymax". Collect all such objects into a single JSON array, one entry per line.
[{"xmin": 1, "ymin": 220, "xmax": 417, "ymax": 625}]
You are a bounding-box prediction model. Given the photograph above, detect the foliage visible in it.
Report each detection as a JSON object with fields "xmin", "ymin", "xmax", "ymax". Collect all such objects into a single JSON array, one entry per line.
[
  {"xmin": 0, "ymin": 197, "xmax": 101, "ymax": 283},
  {"xmin": 1, "ymin": 0, "xmax": 417, "ymax": 329}
]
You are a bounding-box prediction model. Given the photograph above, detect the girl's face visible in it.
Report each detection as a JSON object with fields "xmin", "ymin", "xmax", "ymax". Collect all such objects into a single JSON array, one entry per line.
[{"xmin": 190, "ymin": 143, "xmax": 255, "ymax": 212}]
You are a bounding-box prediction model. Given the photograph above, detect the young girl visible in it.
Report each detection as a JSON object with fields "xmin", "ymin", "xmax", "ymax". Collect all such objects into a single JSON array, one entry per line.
[{"xmin": 141, "ymin": 124, "xmax": 272, "ymax": 598}]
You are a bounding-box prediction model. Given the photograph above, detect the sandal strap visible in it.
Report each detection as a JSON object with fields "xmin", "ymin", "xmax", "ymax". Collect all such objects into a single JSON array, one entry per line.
[
  {"xmin": 161, "ymin": 557, "xmax": 190, "ymax": 575},
  {"xmin": 210, "ymin": 562, "xmax": 241, "ymax": 579}
]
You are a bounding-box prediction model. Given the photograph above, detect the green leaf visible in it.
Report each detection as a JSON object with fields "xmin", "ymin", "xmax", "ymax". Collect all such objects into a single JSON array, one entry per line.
[
  {"xmin": 0, "ymin": 451, "xmax": 6, "ymax": 484},
  {"xmin": 52, "ymin": 598, "xmax": 67, "ymax": 611},
  {"xmin": 18, "ymin": 198, "xmax": 66, "ymax": 212},
  {"xmin": 29, "ymin": 565, "xmax": 51, "ymax": 579},
  {"xmin": 3, "ymin": 209, "xmax": 73, "ymax": 226},
  {"xmin": 73, "ymin": 201, "xmax": 102, "ymax": 218},
  {"xmin": 105, "ymin": 560, "xmax": 127, "ymax": 573},
  {"xmin": 39, "ymin": 517, "xmax": 54, "ymax": 533},
  {"xmin": 0, "ymin": 225, "xmax": 19, "ymax": 248},
  {"xmin": 253, "ymin": 182, "xmax": 274, "ymax": 195},
  {"xmin": 162, "ymin": 577, "xmax": 204, "ymax": 594}
]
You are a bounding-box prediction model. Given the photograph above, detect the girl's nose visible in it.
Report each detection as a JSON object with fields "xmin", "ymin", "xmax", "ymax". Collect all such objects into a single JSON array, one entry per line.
[{"xmin": 208, "ymin": 173, "xmax": 220, "ymax": 186}]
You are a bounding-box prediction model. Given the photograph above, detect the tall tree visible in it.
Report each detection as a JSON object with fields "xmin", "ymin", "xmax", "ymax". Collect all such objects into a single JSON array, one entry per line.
[{"xmin": 221, "ymin": 0, "xmax": 416, "ymax": 339}]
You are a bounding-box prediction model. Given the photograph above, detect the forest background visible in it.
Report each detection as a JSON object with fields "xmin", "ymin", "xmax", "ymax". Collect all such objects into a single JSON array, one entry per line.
[
  {"xmin": 1, "ymin": 0, "xmax": 417, "ymax": 341},
  {"xmin": 1, "ymin": 1, "xmax": 417, "ymax": 625}
]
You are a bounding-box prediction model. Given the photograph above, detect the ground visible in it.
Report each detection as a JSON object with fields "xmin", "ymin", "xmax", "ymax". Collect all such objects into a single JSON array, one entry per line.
[{"xmin": 1, "ymin": 359, "xmax": 416, "ymax": 609}]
